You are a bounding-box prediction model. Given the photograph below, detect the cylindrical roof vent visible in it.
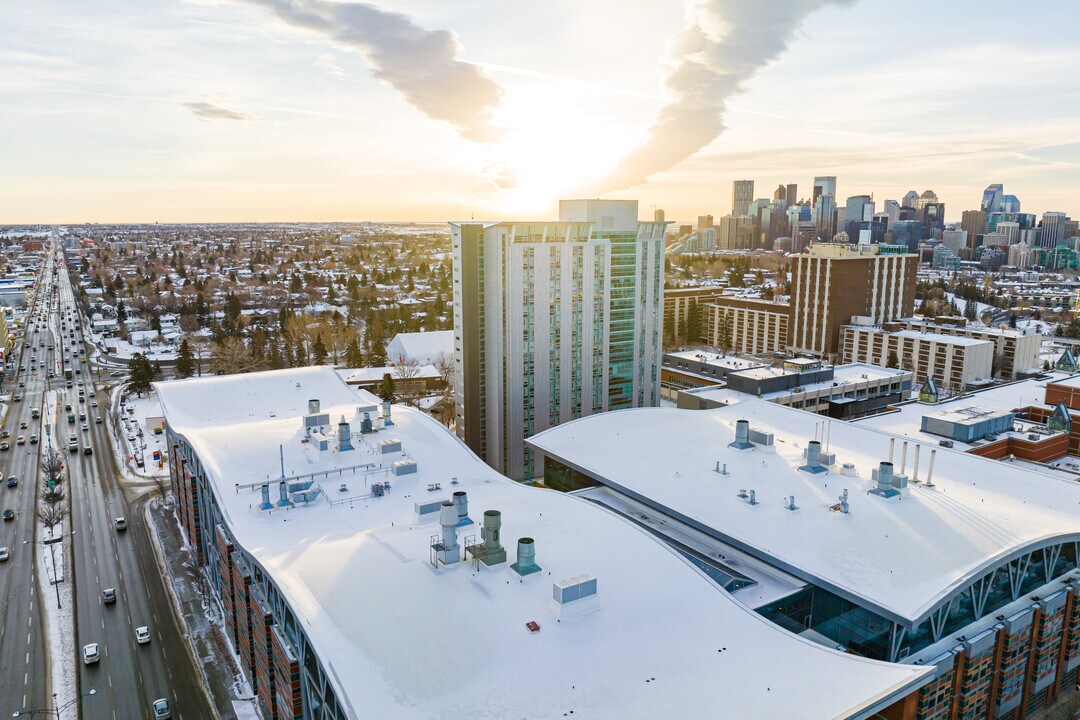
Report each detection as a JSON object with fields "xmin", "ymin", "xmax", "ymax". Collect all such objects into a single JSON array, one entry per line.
[
  {"xmin": 729, "ymin": 419, "xmax": 753, "ymax": 449},
  {"xmin": 482, "ymin": 510, "xmax": 501, "ymax": 550},
  {"xmin": 517, "ymin": 537, "xmax": 535, "ymax": 567},
  {"xmin": 308, "ymin": 399, "xmax": 320, "ymax": 414},
  {"xmin": 453, "ymin": 491, "xmax": 468, "ymax": 522},
  {"xmin": 806, "ymin": 440, "xmax": 821, "ymax": 467},
  {"xmin": 877, "ymin": 461, "xmax": 894, "ymax": 490}
]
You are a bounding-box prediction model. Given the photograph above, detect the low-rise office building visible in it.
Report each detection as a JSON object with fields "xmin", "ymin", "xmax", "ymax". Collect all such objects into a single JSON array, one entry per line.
[
  {"xmin": 529, "ymin": 399, "xmax": 1080, "ymax": 719},
  {"xmin": 158, "ymin": 367, "xmax": 930, "ymax": 720}
]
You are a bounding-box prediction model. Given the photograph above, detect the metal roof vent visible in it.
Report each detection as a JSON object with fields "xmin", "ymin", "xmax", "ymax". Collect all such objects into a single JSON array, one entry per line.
[
  {"xmin": 840, "ymin": 463, "xmax": 857, "ymax": 477},
  {"xmin": 714, "ymin": 461, "xmax": 729, "ymax": 475},
  {"xmin": 467, "ymin": 510, "xmax": 507, "ymax": 567},
  {"xmin": 785, "ymin": 495, "xmax": 798, "ymax": 511},
  {"xmin": 869, "ymin": 461, "xmax": 902, "ymax": 499},
  {"xmin": 277, "ymin": 480, "xmax": 291, "ymax": 508},
  {"xmin": 748, "ymin": 489, "xmax": 758, "ymax": 505},
  {"xmin": 799, "ymin": 440, "xmax": 827, "ymax": 474},
  {"xmin": 430, "ymin": 501, "xmax": 461, "ymax": 566},
  {"xmin": 453, "ymin": 491, "xmax": 473, "ymax": 526},
  {"xmin": 510, "ymin": 537, "xmax": 542, "ymax": 577},
  {"xmin": 259, "ymin": 483, "xmax": 274, "ymax": 511},
  {"xmin": 360, "ymin": 412, "xmax": 373, "ymax": 434},
  {"xmin": 382, "ymin": 399, "xmax": 394, "ymax": 427},
  {"xmin": 338, "ymin": 416, "xmax": 354, "ymax": 452},
  {"xmin": 308, "ymin": 399, "xmax": 320, "ymax": 414},
  {"xmin": 834, "ymin": 489, "xmax": 850, "ymax": 514},
  {"xmin": 729, "ymin": 419, "xmax": 753, "ymax": 450}
]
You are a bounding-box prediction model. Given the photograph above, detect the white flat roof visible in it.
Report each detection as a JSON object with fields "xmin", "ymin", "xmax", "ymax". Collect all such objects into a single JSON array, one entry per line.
[
  {"xmin": 154, "ymin": 368, "xmax": 928, "ymax": 719},
  {"xmin": 528, "ymin": 398, "xmax": 1080, "ymax": 627},
  {"xmin": 889, "ymin": 329, "xmax": 991, "ymax": 347},
  {"xmin": 665, "ymin": 350, "xmax": 765, "ymax": 372}
]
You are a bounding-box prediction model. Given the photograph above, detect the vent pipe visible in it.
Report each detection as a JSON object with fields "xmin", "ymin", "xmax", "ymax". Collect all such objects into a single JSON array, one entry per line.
[
  {"xmin": 729, "ymin": 419, "xmax": 753, "ymax": 449},
  {"xmin": 913, "ymin": 444, "xmax": 921, "ymax": 482},
  {"xmin": 438, "ymin": 501, "xmax": 461, "ymax": 564},
  {"xmin": 308, "ymin": 399, "xmax": 320, "ymax": 414},
  {"xmin": 926, "ymin": 449, "xmax": 937, "ymax": 487},
  {"xmin": 748, "ymin": 489, "xmax": 758, "ymax": 505},
  {"xmin": 259, "ymin": 483, "xmax": 273, "ymax": 510},
  {"xmin": 510, "ymin": 537, "xmax": 541, "ymax": 576},
  {"xmin": 900, "ymin": 441, "xmax": 908, "ymax": 475},
  {"xmin": 453, "ymin": 491, "xmax": 471, "ymax": 525},
  {"xmin": 361, "ymin": 412, "xmax": 373, "ymax": 434},
  {"xmin": 277, "ymin": 479, "xmax": 290, "ymax": 507},
  {"xmin": 877, "ymin": 461, "xmax": 894, "ymax": 491},
  {"xmin": 785, "ymin": 495, "xmax": 798, "ymax": 511},
  {"xmin": 826, "ymin": 420, "xmax": 832, "ymax": 452},
  {"xmin": 482, "ymin": 510, "xmax": 502, "ymax": 552},
  {"xmin": 839, "ymin": 489, "xmax": 849, "ymax": 514},
  {"xmin": 383, "ymin": 400, "xmax": 394, "ymax": 427},
  {"xmin": 888, "ymin": 438, "xmax": 895, "ymax": 463},
  {"xmin": 338, "ymin": 416, "xmax": 354, "ymax": 451}
]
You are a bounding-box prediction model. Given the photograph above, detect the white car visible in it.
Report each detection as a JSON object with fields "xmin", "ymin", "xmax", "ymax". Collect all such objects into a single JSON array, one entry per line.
[
  {"xmin": 0, "ymin": 547, "xmax": 9, "ymax": 562},
  {"xmin": 82, "ymin": 642, "xmax": 100, "ymax": 664},
  {"xmin": 151, "ymin": 698, "xmax": 172, "ymax": 719},
  {"xmin": 135, "ymin": 626, "xmax": 151, "ymax": 644}
]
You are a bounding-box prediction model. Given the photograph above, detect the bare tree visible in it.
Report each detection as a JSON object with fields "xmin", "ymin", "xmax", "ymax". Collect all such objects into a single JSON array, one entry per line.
[
  {"xmin": 393, "ymin": 355, "xmax": 423, "ymax": 407},
  {"xmin": 209, "ymin": 336, "xmax": 263, "ymax": 375},
  {"xmin": 37, "ymin": 503, "xmax": 66, "ymax": 532},
  {"xmin": 40, "ymin": 448, "xmax": 65, "ymax": 488},
  {"xmin": 151, "ymin": 474, "xmax": 171, "ymax": 509}
]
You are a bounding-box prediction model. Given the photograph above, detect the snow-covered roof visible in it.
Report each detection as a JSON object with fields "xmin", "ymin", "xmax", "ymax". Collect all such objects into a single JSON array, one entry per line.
[
  {"xmin": 385, "ymin": 330, "xmax": 453, "ymax": 366},
  {"xmin": 528, "ymin": 398, "xmax": 1080, "ymax": 628},
  {"xmin": 154, "ymin": 367, "xmax": 929, "ymax": 719},
  {"xmin": 342, "ymin": 364, "xmax": 441, "ymax": 384}
]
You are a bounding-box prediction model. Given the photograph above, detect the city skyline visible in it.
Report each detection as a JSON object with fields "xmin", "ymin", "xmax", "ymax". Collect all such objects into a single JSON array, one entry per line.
[{"xmin": 3, "ymin": 0, "xmax": 1079, "ymax": 223}]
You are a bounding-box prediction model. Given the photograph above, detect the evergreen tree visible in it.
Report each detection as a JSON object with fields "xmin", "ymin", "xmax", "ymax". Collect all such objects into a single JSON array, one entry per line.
[
  {"xmin": 886, "ymin": 350, "xmax": 900, "ymax": 369},
  {"xmin": 176, "ymin": 339, "xmax": 195, "ymax": 378},
  {"xmin": 379, "ymin": 373, "xmax": 397, "ymax": 403},
  {"xmin": 346, "ymin": 337, "xmax": 365, "ymax": 367},
  {"xmin": 312, "ymin": 334, "xmax": 328, "ymax": 365},
  {"xmin": 685, "ymin": 299, "xmax": 702, "ymax": 342},
  {"xmin": 126, "ymin": 353, "xmax": 154, "ymax": 397}
]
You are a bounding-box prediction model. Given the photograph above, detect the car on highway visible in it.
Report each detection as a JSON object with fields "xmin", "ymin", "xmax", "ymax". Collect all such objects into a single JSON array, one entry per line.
[
  {"xmin": 81, "ymin": 423, "xmax": 89, "ymax": 432},
  {"xmin": 1, "ymin": 430, "xmax": 9, "ymax": 439},
  {"xmin": 135, "ymin": 626, "xmax": 150, "ymax": 644},
  {"xmin": 115, "ymin": 517, "xmax": 127, "ymax": 531},
  {"xmin": 94, "ymin": 415, "xmax": 103, "ymax": 424},
  {"xmin": 151, "ymin": 698, "xmax": 172, "ymax": 719},
  {"xmin": 16, "ymin": 436, "xmax": 25, "ymax": 445},
  {"xmin": 19, "ymin": 421, "xmax": 27, "ymax": 429},
  {"xmin": 110, "ymin": 370, "xmax": 124, "ymax": 378},
  {"xmin": 83, "ymin": 446, "xmax": 93, "ymax": 456},
  {"xmin": 6, "ymin": 476, "xmax": 16, "ymax": 488},
  {"xmin": 1, "ymin": 442, "xmax": 9, "ymax": 452},
  {"xmin": 0, "ymin": 547, "xmax": 8, "ymax": 562},
  {"xmin": 28, "ymin": 435, "xmax": 37, "ymax": 445},
  {"xmin": 11, "ymin": 394, "xmax": 20, "ymax": 402},
  {"xmin": 3, "ymin": 509, "xmax": 14, "ymax": 521},
  {"xmin": 82, "ymin": 643, "xmax": 100, "ymax": 664},
  {"xmin": 102, "ymin": 588, "xmax": 116, "ymax": 604}
]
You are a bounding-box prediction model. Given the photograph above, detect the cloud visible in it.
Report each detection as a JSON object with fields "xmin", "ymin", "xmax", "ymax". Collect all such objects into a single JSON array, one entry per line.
[
  {"xmin": 236, "ymin": 0, "xmax": 504, "ymax": 142},
  {"xmin": 597, "ymin": 0, "xmax": 853, "ymax": 192},
  {"xmin": 183, "ymin": 101, "xmax": 255, "ymax": 122}
]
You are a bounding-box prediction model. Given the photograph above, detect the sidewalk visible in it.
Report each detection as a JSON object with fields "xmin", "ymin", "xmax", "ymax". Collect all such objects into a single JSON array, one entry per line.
[{"xmin": 145, "ymin": 497, "xmax": 257, "ymax": 719}]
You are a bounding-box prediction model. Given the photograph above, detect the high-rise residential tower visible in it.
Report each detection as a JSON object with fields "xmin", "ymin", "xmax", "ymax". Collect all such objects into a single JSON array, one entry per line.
[
  {"xmin": 451, "ymin": 200, "xmax": 665, "ymax": 480},
  {"xmin": 732, "ymin": 180, "xmax": 754, "ymax": 216},
  {"xmin": 1040, "ymin": 212, "xmax": 1068, "ymax": 249},
  {"xmin": 982, "ymin": 183, "xmax": 1004, "ymax": 213}
]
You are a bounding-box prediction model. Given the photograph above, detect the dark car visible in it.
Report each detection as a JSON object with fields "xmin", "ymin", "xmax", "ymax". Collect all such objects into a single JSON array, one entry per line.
[
  {"xmin": 2, "ymin": 509, "xmax": 14, "ymax": 521},
  {"xmin": 83, "ymin": 446, "xmax": 93, "ymax": 456}
]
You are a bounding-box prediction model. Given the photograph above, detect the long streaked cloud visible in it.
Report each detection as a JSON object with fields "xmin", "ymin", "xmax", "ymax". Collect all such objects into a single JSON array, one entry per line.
[
  {"xmin": 598, "ymin": 0, "xmax": 852, "ymax": 192},
  {"xmin": 183, "ymin": 100, "xmax": 255, "ymax": 122},
  {"xmin": 236, "ymin": 0, "xmax": 504, "ymax": 142}
]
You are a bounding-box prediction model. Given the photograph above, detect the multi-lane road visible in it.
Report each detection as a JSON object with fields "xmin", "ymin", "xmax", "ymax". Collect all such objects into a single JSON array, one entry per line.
[{"xmin": 1, "ymin": 247, "xmax": 215, "ymax": 720}]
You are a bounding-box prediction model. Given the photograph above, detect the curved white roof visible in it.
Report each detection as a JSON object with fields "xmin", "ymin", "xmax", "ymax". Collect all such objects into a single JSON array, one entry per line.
[
  {"xmin": 528, "ymin": 399, "xmax": 1080, "ymax": 627},
  {"xmin": 155, "ymin": 368, "xmax": 929, "ymax": 719}
]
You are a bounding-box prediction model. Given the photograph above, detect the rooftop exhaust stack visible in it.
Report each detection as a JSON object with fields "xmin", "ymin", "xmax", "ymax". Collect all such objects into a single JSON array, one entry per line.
[
  {"xmin": 308, "ymin": 399, "xmax": 320, "ymax": 415},
  {"xmin": 361, "ymin": 412, "xmax": 373, "ymax": 434},
  {"xmin": 510, "ymin": 537, "xmax": 542, "ymax": 577},
  {"xmin": 785, "ymin": 495, "xmax": 798, "ymax": 511},
  {"xmin": 869, "ymin": 461, "xmax": 902, "ymax": 499},
  {"xmin": 468, "ymin": 510, "xmax": 507, "ymax": 567},
  {"xmin": 926, "ymin": 449, "xmax": 937, "ymax": 487},
  {"xmin": 338, "ymin": 416, "xmax": 354, "ymax": 452},
  {"xmin": 453, "ymin": 491, "xmax": 472, "ymax": 526},
  {"xmin": 433, "ymin": 501, "xmax": 461, "ymax": 566},
  {"xmin": 382, "ymin": 400, "xmax": 394, "ymax": 427},
  {"xmin": 259, "ymin": 483, "xmax": 274, "ymax": 511},
  {"xmin": 838, "ymin": 489, "xmax": 849, "ymax": 514},
  {"xmin": 729, "ymin": 419, "xmax": 753, "ymax": 450},
  {"xmin": 799, "ymin": 440, "xmax": 827, "ymax": 474},
  {"xmin": 277, "ymin": 479, "xmax": 291, "ymax": 507}
]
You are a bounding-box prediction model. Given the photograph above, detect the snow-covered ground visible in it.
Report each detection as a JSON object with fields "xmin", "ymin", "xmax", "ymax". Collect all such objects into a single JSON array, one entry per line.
[{"xmin": 36, "ymin": 388, "xmax": 77, "ymax": 715}]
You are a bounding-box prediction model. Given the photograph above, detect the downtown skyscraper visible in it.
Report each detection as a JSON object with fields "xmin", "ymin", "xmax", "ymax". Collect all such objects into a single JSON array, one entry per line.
[{"xmin": 451, "ymin": 200, "xmax": 665, "ymax": 480}]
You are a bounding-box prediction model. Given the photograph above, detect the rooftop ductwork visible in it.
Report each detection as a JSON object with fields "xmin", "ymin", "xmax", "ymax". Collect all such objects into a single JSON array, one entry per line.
[
  {"xmin": 799, "ymin": 440, "xmax": 827, "ymax": 475},
  {"xmin": 360, "ymin": 412, "xmax": 373, "ymax": 434},
  {"xmin": 729, "ymin": 419, "xmax": 753, "ymax": 450},
  {"xmin": 259, "ymin": 483, "xmax": 274, "ymax": 511},
  {"xmin": 382, "ymin": 400, "xmax": 395, "ymax": 427},
  {"xmin": 869, "ymin": 461, "xmax": 902, "ymax": 499},
  {"xmin": 277, "ymin": 480, "xmax": 291, "ymax": 508},
  {"xmin": 510, "ymin": 537, "xmax": 541, "ymax": 577}
]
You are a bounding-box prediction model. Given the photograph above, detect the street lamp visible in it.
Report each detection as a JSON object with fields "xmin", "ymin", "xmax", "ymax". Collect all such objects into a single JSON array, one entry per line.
[
  {"xmin": 23, "ymin": 531, "xmax": 76, "ymax": 610},
  {"xmin": 12, "ymin": 689, "xmax": 96, "ymax": 718}
]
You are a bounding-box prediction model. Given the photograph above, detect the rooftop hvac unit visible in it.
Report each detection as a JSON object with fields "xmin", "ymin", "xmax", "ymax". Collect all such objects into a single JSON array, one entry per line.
[
  {"xmin": 466, "ymin": 510, "xmax": 507, "ymax": 567},
  {"xmin": 550, "ymin": 574, "xmax": 600, "ymax": 620},
  {"xmin": 729, "ymin": 419, "xmax": 753, "ymax": 450},
  {"xmin": 799, "ymin": 440, "xmax": 827, "ymax": 474},
  {"xmin": 430, "ymin": 501, "xmax": 461, "ymax": 567},
  {"xmin": 868, "ymin": 461, "xmax": 903, "ymax": 499}
]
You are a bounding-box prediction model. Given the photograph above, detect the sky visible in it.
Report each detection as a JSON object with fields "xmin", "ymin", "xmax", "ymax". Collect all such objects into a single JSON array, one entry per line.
[{"xmin": 3, "ymin": 0, "xmax": 1080, "ymax": 225}]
